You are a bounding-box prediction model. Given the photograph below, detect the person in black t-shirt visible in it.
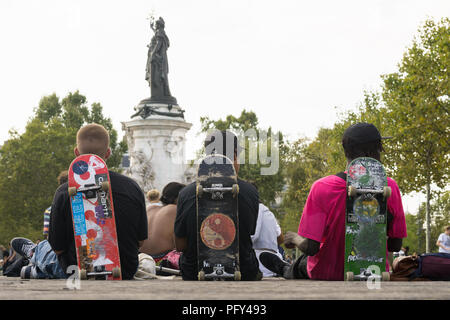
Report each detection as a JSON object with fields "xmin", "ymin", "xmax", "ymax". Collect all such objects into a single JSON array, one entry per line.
[
  {"xmin": 174, "ymin": 130, "xmax": 262, "ymax": 281},
  {"xmin": 48, "ymin": 123, "xmax": 148, "ymax": 280}
]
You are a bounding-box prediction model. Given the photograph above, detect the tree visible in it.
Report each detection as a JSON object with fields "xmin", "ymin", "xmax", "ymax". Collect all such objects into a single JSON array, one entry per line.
[
  {"xmin": 381, "ymin": 18, "xmax": 450, "ymax": 252},
  {"xmin": 0, "ymin": 91, "xmax": 127, "ymax": 245}
]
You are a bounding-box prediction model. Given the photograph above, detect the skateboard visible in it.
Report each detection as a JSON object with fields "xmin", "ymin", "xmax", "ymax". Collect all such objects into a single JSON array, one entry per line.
[
  {"xmin": 68, "ymin": 154, "xmax": 121, "ymax": 280},
  {"xmin": 344, "ymin": 157, "xmax": 391, "ymax": 281},
  {"xmin": 196, "ymin": 154, "xmax": 241, "ymax": 280}
]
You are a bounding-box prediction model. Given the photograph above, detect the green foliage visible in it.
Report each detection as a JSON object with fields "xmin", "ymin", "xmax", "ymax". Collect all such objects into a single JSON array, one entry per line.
[
  {"xmin": 381, "ymin": 18, "xmax": 449, "ymax": 194},
  {"xmin": 0, "ymin": 91, "xmax": 126, "ymax": 245},
  {"xmin": 403, "ymin": 191, "xmax": 450, "ymax": 254}
]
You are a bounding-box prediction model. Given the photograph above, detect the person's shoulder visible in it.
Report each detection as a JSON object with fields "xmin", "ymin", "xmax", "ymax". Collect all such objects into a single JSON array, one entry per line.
[
  {"xmin": 312, "ymin": 175, "xmax": 345, "ymax": 190},
  {"xmin": 387, "ymin": 177, "xmax": 400, "ymax": 188},
  {"xmin": 237, "ymin": 179, "xmax": 257, "ymax": 194},
  {"xmin": 54, "ymin": 182, "xmax": 69, "ymax": 197},
  {"xmin": 178, "ymin": 182, "xmax": 195, "ymax": 200},
  {"xmin": 110, "ymin": 171, "xmax": 141, "ymax": 189}
]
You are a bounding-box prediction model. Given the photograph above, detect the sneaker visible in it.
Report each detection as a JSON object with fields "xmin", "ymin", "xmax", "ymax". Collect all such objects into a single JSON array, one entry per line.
[
  {"xmin": 20, "ymin": 265, "xmax": 38, "ymax": 279},
  {"xmin": 259, "ymin": 252, "xmax": 290, "ymax": 277},
  {"xmin": 11, "ymin": 237, "xmax": 36, "ymax": 260}
]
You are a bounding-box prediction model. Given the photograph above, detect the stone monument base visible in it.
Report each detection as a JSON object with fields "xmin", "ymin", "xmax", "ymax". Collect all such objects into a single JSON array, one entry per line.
[{"xmin": 122, "ymin": 101, "xmax": 192, "ymax": 194}]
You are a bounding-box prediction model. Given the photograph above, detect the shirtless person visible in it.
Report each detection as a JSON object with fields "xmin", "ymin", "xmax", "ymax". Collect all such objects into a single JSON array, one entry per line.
[{"xmin": 140, "ymin": 182, "xmax": 185, "ymax": 264}]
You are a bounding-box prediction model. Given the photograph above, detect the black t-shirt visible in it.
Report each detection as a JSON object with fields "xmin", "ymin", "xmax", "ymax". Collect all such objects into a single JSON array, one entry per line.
[
  {"xmin": 175, "ymin": 179, "xmax": 260, "ymax": 280},
  {"xmin": 48, "ymin": 171, "xmax": 148, "ymax": 280}
]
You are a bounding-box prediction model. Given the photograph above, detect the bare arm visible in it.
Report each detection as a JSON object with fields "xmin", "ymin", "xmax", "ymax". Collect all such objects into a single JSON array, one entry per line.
[
  {"xmin": 284, "ymin": 231, "xmax": 320, "ymax": 256},
  {"xmin": 175, "ymin": 236, "xmax": 187, "ymax": 252},
  {"xmin": 277, "ymin": 233, "xmax": 284, "ymax": 246}
]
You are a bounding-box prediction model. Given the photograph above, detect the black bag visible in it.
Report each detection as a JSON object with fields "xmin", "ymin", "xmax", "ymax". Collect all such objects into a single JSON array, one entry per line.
[{"xmin": 3, "ymin": 254, "xmax": 29, "ymax": 277}]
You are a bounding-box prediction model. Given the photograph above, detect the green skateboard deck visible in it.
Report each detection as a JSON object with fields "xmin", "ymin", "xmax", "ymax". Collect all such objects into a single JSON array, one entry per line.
[{"xmin": 344, "ymin": 157, "xmax": 391, "ymax": 281}]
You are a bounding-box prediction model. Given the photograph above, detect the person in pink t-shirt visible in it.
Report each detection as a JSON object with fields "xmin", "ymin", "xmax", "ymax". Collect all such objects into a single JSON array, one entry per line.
[{"xmin": 260, "ymin": 123, "xmax": 407, "ymax": 280}]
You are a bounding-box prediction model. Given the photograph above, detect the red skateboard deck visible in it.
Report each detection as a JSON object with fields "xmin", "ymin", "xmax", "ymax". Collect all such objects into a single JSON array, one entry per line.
[{"xmin": 68, "ymin": 154, "xmax": 121, "ymax": 280}]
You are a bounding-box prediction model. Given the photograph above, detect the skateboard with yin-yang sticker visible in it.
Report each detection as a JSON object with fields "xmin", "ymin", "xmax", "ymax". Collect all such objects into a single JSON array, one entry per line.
[{"xmin": 196, "ymin": 154, "xmax": 241, "ymax": 281}]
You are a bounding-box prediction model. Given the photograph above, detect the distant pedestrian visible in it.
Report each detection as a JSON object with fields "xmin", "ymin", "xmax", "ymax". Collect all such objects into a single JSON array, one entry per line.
[{"xmin": 436, "ymin": 226, "xmax": 450, "ymax": 254}]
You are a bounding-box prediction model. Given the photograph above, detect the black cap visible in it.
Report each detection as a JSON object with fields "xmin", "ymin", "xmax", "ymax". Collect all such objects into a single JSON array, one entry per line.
[
  {"xmin": 204, "ymin": 130, "xmax": 243, "ymax": 158},
  {"xmin": 342, "ymin": 123, "xmax": 391, "ymax": 147}
]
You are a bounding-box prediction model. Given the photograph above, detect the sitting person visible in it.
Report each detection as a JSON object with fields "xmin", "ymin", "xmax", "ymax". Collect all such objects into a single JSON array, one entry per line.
[
  {"xmin": 12, "ymin": 124, "xmax": 148, "ymax": 279},
  {"xmin": 174, "ymin": 130, "xmax": 262, "ymax": 281},
  {"xmin": 250, "ymin": 183, "xmax": 284, "ymax": 277},
  {"xmin": 146, "ymin": 189, "xmax": 162, "ymax": 210},
  {"xmin": 140, "ymin": 182, "xmax": 185, "ymax": 269},
  {"xmin": 260, "ymin": 122, "xmax": 407, "ymax": 280}
]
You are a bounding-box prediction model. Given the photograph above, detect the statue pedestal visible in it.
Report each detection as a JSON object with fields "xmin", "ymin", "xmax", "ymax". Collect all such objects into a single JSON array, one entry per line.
[{"xmin": 122, "ymin": 103, "xmax": 192, "ymax": 193}]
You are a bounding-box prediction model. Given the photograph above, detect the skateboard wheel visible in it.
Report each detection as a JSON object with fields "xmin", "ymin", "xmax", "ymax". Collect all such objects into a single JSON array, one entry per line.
[
  {"xmin": 198, "ymin": 270, "xmax": 205, "ymax": 281},
  {"xmin": 383, "ymin": 186, "xmax": 392, "ymax": 199},
  {"xmin": 196, "ymin": 185, "xmax": 203, "ymax": 197},
  {"xmin": 382, "ymin": 272, "xmax": 390, "ymax": 281},
  {"xmin": 234, "ymin": 271, "xmax": 241, "ymax": 281},
  {"xmin": 80, "ymin": 269, "xmax": 87, "ymax": 280},
  {"xmin": 101, "ymin": 181, "xmax": 110, "ymax": 192},
  {"xmin": 345, "ymin": 271, "xmax": 354, "ymax": 281},
  {"xmin": 68, "ymin": 187, "xmax": 77, "ymax": 197},
  {"xmin": 348, "ymin": 186, "xmax": 357, "ymax": 197},
  {"xmin": 232, "ymin": 184, "xmax": 239, "ymax": 198},
  {"xmin": 112, "ymin": 267, "xmax": 121, "ymax": 279}
]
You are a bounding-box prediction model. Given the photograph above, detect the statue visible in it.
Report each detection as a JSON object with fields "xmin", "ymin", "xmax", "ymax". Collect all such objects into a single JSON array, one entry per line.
[{"xmin": 145, "ymin": 17, "xmax": 177, "ymax": 104}]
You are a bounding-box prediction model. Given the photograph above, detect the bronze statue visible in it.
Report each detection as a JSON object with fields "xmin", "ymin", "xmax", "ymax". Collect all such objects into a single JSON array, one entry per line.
[{"xmin": 145, "ymin": 17, "xmax": 176, "ymax": 104}]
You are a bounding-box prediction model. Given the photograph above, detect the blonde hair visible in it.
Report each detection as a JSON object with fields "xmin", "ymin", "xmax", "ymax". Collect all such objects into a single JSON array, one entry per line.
[
  {"xmin": 76, "ymin": 124, "xmax": 110, "ymax": 159},
  {"xmin": 147, "ymin": 189, "xmax": 160, "ymax": 202}
]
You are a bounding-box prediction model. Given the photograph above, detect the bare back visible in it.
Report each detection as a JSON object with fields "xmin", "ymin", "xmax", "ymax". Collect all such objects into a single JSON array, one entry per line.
[{"xmin": 139, "ymin": 204, "xmax": 177, "ymax": 256}]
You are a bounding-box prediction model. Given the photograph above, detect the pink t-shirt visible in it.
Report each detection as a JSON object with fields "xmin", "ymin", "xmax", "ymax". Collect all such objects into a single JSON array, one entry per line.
[{"xmin": 298, "ymin": 175, "xmax": 407, "ymax": 280}]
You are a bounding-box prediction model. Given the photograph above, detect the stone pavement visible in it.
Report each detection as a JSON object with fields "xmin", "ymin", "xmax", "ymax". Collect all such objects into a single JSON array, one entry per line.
[{"xmin": 0, "ymin": 276, "xmax": 449, "ymax": 300}]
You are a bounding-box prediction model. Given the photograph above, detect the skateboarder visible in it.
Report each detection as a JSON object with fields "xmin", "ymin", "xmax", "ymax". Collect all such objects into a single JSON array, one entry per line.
[
  {"xmin": 13, "ymin": 124, "xmax": 148, "ymax": 280},
  {"xmin": 140, "ymin": 182, "xmax": 185, "ymax": 267},
  {"xmin": 260, "ymin": 122, "xmax": 407, "ymax": 280},
  {"xmin": 174, "ymin": 130, "xmax": 262, "ymax": 281}
]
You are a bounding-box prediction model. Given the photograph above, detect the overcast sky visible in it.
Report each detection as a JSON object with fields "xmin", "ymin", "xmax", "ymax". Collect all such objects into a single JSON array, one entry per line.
[{"xmin": 0, "ymin": 0, "xmax": 448, "ymax": 212}]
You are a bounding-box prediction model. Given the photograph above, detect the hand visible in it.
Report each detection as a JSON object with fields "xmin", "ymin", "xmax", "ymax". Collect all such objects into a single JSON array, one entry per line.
[{"xmin": 284, "ymin": 231, "xmax": 302, "ymax": 249}]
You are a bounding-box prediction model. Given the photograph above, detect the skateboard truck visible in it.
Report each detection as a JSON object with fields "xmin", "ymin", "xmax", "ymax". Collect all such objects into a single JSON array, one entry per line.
[
  {"xmin": 68, "ymin": 182, "xmax": 110, "ymax": 198},
  {"xmin": 348, "ymin": 186, "xmax": 392, "ymax": 199},
  {"xmin": 80, "ymin": 267, "xmax": 121, "ymax": 280},
  {"xmin": 196, "ymin": 184, "xmax": 239, "ymax": 199}
]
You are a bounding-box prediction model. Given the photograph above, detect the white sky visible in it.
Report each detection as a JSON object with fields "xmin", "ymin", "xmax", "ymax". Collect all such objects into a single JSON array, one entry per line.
[{"xmin": 0, "ymin": 0, "xmax": 448, "ymax": 213}]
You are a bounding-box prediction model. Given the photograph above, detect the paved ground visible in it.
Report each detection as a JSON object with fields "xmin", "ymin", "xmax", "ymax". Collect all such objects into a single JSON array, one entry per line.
[{"xmin": 1, "ymin": 275, "xmax": 449, "ymax": 300}]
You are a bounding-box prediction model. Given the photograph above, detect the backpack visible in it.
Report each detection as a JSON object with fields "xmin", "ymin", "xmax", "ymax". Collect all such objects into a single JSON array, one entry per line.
[
  {"xmin": 390, "ymin": 255, "xmax": 421, "ymax": 281},
  {"xmin": 410, "ymin": 253, "xmax": 450, "ymax": 281}
]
